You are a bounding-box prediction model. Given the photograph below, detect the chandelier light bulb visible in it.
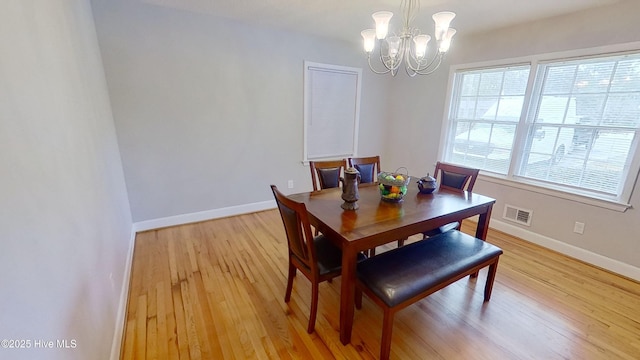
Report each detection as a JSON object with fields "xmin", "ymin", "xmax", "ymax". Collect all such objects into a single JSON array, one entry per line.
[
  {"xmin": 432, "ymin": 11, "xmax": 456, "ymax": 41},
  {"xmin": 387, "ymin": 36, "xmax": 401, "ymax": 58},
  {"xmin": 372, "ymin": 11, "xmax": 393, "ymax": 39},
  {"xmin": 438, "ymin": 28, "xmax": 456, "ymax": 53},
  {"xmin": 413, "ymin": 34, "xmax": 431, "ymax": 60},
  {"xmin": 361, "ymin": 29, "xmax": 377, "ymax": 53}
]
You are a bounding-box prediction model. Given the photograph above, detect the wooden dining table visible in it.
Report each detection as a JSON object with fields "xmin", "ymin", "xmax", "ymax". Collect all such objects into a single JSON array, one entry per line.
[{"xmin": 287, "ymin": 181, "xmax": 496, "ymax": 345}]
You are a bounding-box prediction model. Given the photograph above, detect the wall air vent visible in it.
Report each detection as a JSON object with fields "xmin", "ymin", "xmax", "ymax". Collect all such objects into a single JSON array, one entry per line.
[{"xmin": 503, "ymin": 204, "xmax": 532, "ymax": 226}]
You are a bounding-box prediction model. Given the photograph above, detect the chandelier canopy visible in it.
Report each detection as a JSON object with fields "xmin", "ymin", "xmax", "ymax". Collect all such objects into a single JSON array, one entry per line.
[{"xmin": 361, "ymin": 0, "xmax": 457, "ymax": 77}]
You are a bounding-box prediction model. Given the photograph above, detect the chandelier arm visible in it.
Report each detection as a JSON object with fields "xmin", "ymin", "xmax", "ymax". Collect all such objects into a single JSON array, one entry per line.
[
  {"xmin": 380, "ymin": 56, "xmax": 403, "ymax": 75},
  {"xmin": 422, "ymin": 52, "xmax": 441, "ymax": 70},
  {"xmin": 405, "ymin": 65, "xmax": 418, "ymax": 77},
  {"xmin": 405, "ymin": 48, "xmax": 443, "ymax": 72},
  {"xmin": 366, "ymin": 54, "xmax": 392, "ymax": 75},
  {"xmin": 411, "ymin": 54, "xmax": 444, "ymax": 75},
  {"xmin": 375, "ymin": 39, "xmax": 405, "ymax": 75}
]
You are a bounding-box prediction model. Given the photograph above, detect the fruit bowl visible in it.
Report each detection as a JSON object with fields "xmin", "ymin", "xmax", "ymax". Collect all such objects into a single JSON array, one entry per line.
[{"xmin": 377, "ymin": 170, "xmax": 411, "ymax": 202}]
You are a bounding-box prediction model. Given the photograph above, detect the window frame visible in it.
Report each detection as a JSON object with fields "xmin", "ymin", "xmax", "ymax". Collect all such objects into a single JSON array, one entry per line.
[{"xmin": 440, "ymin": 44, "xmax": 640, "ymax": 211}]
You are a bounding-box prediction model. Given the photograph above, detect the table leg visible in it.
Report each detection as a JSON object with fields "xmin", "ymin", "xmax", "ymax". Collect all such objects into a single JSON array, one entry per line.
[
  {"xmin": 472, "ymin": 204, "xmax": 493, "ymax": 277},
  {"xmin": 475, "ymin": 204, "xmax": 493, "ymax": 240},
  {"xmin": 339, "ymin": 246, "xmax": 358, "ymax": 345}
]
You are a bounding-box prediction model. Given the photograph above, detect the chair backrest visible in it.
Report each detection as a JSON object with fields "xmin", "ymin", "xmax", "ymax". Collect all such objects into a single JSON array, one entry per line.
[
  {"xmin": 309, "ymin": 159, "xmax": 346, "ymax": 191},
  {"xmin": 271, "ymin": 185, "xmax": 317, "ymax": 272},
  {"xmin": 347, "ymin": 156, "xmax": 381, "ymax": 184},
  {"xmin": 434, "ymin": 161, "xmax": 480, "ymax": 191}
]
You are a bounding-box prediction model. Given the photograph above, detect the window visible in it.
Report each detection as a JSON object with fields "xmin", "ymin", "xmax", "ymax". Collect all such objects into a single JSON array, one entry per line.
[
  {"xmin": 303, "ymin": 62, "xmax": 362, "ymax": 161},
  {"xmin": 447, "ymin": 65, "xmax": 531, "ymax": 174},
  {"xmin": 444, "ymin": 52, "xmax": 640, "ymax": 204}
]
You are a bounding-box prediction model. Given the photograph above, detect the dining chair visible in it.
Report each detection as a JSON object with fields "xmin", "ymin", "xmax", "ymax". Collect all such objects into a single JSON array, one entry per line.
[
  {"xmin": 434, "ymin": 161, "xmax": 479, "ymax": 192},
  {"xmin": 347, "ymin": 156, "xmax": 381, "ymax": 184},
  {"xmin": 309, "ymin": 159, "xmax": 347, "ymax": 236},
  {"xmin": 270, "ymin": 185, "xmax": 365, "ymax": 333},
  {"xmin": 422, "ymin": 161, "xmax": 480, "ymax": 238},
  {"xmin": 309, "ymin": 159, "xmax": 347, "ymax": 191}
]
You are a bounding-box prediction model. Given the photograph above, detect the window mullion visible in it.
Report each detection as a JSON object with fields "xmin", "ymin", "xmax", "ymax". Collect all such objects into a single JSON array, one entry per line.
[{"xmin": 509, "ymin": 62, "xmax": 538, "ymax": 178}]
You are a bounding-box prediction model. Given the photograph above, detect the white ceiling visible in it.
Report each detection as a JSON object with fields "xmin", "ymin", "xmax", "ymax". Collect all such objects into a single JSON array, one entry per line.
[{"xmin": 141, "ymin": 0, "xmax": 621, "ymax": 44}]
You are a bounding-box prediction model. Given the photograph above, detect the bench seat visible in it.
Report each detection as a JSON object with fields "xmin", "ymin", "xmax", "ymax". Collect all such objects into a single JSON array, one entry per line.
[{"xmin": 356, "ymin": 230, "xmax": 503, "ymax": 359}]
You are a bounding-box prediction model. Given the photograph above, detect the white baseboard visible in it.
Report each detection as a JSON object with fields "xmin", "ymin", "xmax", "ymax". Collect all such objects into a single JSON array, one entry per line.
[
  {"xmin": 110, "ymin": 227, "xmax": 137, "ymax": 360},
  {"xmin": 132, "ymin": 200, "xmax": 277, "ymax": 233},
  {"xmin": 489, "ymin": 219, "xmax": 640, "ymax": 282}
]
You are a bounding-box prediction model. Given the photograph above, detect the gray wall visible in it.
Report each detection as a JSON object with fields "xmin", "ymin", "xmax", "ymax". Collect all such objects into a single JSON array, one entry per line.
[
  {"xmin": 0, "ymin": 1, "xmax": 132, "ymax": 359},
  {"xmin": 92, "ymin": 0, "xmax": 640, "ymax": 274},
  {"xmin": 387, "ymin": 1, "xmax": 640, "ymax": 270},
  {"xmin": 91, "ymin": 0, "xmax": 390, "ymax": 222}
]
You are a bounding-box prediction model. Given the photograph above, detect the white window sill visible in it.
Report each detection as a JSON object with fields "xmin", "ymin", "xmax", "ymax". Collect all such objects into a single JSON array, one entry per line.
[{"xmin": 478, "ymin": 173, "xmax": 632, "ymax": 213}]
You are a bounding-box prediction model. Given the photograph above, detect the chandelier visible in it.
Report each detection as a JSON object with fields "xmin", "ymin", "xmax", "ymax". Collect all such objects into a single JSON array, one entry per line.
[{"xmin": 360, "ymin": 0, "xmax": 457, "ymax": 77}]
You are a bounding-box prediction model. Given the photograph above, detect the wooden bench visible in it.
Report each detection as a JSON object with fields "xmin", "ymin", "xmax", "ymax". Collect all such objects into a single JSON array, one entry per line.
[{"xmin": 356, "ymin": 230, "xmax": 503, "ymax": 360}]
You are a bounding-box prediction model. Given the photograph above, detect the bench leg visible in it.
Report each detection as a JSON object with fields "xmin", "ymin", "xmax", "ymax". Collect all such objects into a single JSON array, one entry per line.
[
  {"xmin": 483, "ymin": 259, "xmax": 499, "ymax": 301},
  {"xmin": 380, "ymin": 308, "xmax": 395, "ymax": 360}
]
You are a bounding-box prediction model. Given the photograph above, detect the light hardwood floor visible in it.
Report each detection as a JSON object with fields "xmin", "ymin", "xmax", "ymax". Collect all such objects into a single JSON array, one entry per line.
[{"xmin": 121, "ymin": 209, "xmax": 640, "ymax": 359}]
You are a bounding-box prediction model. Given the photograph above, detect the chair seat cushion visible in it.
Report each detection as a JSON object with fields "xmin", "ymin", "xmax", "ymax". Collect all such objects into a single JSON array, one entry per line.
[
  {"xmin": 357, "ymin": 230, "xmax": 502, "ymax": 307},
  {"xmin": 314, "ymin": 235, "xmax": 366, "ymax": 276}
]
